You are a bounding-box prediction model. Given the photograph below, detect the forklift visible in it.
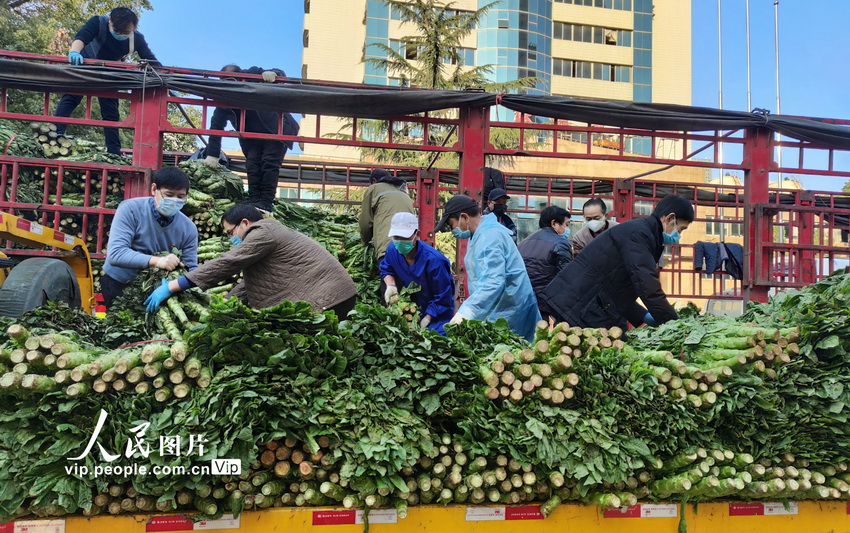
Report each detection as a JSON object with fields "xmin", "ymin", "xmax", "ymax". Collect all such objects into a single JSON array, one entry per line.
[{"xmin": 0, "ymin": 211, "xmax": 95, "ymax": 318}]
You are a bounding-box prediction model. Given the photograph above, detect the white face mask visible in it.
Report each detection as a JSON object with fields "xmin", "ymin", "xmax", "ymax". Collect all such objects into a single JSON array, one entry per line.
[{"xmin": 586, "ymin": 219, "xmax": 605, "ymax": 233}]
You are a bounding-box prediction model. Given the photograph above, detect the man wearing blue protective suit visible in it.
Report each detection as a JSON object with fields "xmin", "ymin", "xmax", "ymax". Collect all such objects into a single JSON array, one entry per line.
[
  {"xmin": 434, "ymin": 195, "xmax": 542, "ymax": 342},
  {"xmin": 380, "ymin": 212, "xmax": 455, "ymax": 335}
]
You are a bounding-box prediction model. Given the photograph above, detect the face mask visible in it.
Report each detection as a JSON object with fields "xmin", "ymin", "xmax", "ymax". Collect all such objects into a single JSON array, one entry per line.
[
  {"xmin": 492, "ymin": 204, "xmax": 507, "ymax": 216},
  {"xmin": 586, "ymin": 219, "xmax": 605, "ymax": 233},
  {"xmin": 394, "ymin": 239, "xmax": 415, "ymax": 255},
  {"xmin": 230, "ymin": 235, "xmax": 242, "ymax": 246},
  {"xmin": 563, "ymin": 228, "xmax": 571, "ymax": 240},
  {"xmin": 662, "ymin": 217, "xmax": 680, "ymax": 245},
  {"xmin": 156, "ymin": 193, "xmax": 185, "ymax": 217},
  {"xmin": 111, "ymin": 31, "xmax": 130, "ymax": 41}
]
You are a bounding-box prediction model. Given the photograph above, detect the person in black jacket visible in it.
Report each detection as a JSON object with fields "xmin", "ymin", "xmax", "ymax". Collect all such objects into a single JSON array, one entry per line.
[
  {"xmin": 203, "ymin": 64, "xmax": 300, "ymax": 212},
  {"xmin": 540, "ymin": 195, "xmax": 694, "ymax": 330},
  {"xmin": 482, "ymin": 188, "xmax": 518, "ymax": 243},
  {"xmin": 54, "ymin": 7, "xmax": 159, "ymax": 155},
  {"xmin": 518, "ymin": 206, "xmax": 572, "ymax": 322}
]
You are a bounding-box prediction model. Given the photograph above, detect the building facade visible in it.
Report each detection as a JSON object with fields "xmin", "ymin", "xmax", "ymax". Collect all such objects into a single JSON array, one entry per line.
[{"xmin": 300, "ymin": 0, "xmax": 691, "ymax": 161}]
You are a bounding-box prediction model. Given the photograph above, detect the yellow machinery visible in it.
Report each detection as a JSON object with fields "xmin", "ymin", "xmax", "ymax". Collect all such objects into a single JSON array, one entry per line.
[{"xmin": 0, "ymin": 211, "xmax": 95, "ymax": 317}]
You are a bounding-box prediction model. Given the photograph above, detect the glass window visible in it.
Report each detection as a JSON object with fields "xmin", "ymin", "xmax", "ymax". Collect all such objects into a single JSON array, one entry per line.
[
  {"xmin": 634, "ymin": 84, "xmax": 651, "ymax": 102},
  {"xmin": 553, "ymin": 22, "xmax": 563, "ymax": 39},
  {"xmin": 593, "ymin": 27, "xmax": 603, "ymax": 44},
  {"xmin": 624, "ymin": 0, "xmax": 632, "ymax": 10},
  {"xmin": 604, "ymin": 0, "xmax": 613, "ymax": 7},
  {"xmin": 595, "ymin": 0, "xmax": 604, "ymax": 6},
  {"xmin": 389, "ymin": 39, "xmax": 404, "ymax": 55},
  {"xmin": 498, "ymin": 19, "xmax": 509, "ymax": 29},
  {"xmin": 634, "ymin": 200, "xmax": 654, "ymax": 216},
  {"xmin": 564, "ymin": 24, "xmax": 573, "ymax": 40},
  {"xmin": 367, "ymin": 0, "xmax": 388, "ymax": 18},
  {"xmin": 621, "ymin": 31, "xmax": 632, "ymax": 47},
  {"xmin": 390, "ymin": 4, "xmax": 403, "ymax": 20},
  {"xmin": 366, "ymin": 18, "xmax": 388, "ymax": 37},
  {"xmin": 364, "ymin": 75, "xmax": 385, "ymax": 85},
  {"xmin": 580, "ymin": 61, "xmax": 591, "ymax": 78},
  {"xmin": 635, "ymin": 49, "xmax": 652, "ymax": 67},
  {"xmin": 634, "ymin": 66, "xmax": 650, "ymax": 84},
  {"xmin": 592, "ymin": 62, "xmax": 603, "ymax": 80},
  {"xmin": 614, "ymin": 0, "xmax": 623, "ymax": 8}
]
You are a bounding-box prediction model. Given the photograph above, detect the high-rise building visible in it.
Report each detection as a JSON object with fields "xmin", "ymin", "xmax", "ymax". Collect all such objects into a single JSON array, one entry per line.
[{"xmin": 300, "ymin": 0, "xmax": 691, "ymax": 160}]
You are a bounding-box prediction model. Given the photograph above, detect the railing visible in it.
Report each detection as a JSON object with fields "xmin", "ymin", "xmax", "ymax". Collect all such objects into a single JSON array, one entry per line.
[{"xmin": 1, "ymin": 50, "xmax": 849, "ymax": 307}]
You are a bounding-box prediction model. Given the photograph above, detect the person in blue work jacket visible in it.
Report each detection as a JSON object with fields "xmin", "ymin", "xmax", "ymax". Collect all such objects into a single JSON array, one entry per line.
[
  {"xmin": 380, "ymin": 212, "xmax": 455, "ymax": 335},
  {"xmin": 434, "ymin": 195, "xmax": 541, "ymax": 342}
]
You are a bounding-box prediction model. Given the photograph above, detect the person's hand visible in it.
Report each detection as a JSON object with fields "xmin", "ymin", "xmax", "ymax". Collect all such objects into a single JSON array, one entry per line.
[
  {"xmin": 643, "ymin": 312, "xmax": 658, "ymax": 327},
  {"xmin": 144, "ymin": 279, "xmax": 173, "ymax": 313},
  {"xmin": 261, "ymin": 70, "xmax": 277, "ymax": 83},
  {"xmin": 384, "ymin": 285, "xmax": 399, "ymax": 305},
  {"xmin": 449, "ymin": 313, "xmax": 468, "ymax": 325},
  {"xmin": 203, "ymin": 155, "xmax": 220, "ymax": 169},
  {"xmin": 68, "ymin": 51, "xmax": 84, "ymax": 65},
  {"xmin": 419, "ymin": 315, "xmax": 431, "ymax": 329},
  {"xmin": 155, "ymin": 254, "xmax": 180, "ymax": 271}
]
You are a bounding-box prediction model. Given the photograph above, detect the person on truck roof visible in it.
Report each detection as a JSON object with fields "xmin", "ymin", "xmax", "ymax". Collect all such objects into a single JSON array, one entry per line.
[
  {"xmin": 380, "ymin": 212, "xmax": 455, "ymax": 335},
  {"xmin": 102, "ymin": 167, "xmax": 198, "ymax": 308},
  {"xmin": 54, "ymin": 7, "xmax": 160, "ymax": 156},
  {"xmin": 540, "ymin": 194, "xmax": 694, "ymax": 331},
  {"xmin": 202, "ymin": 64, "xmax": 299, "ymax": 213},
  {"xmin": 435, "ymin": 195, "xmax": 541, "ymax": 342},
  {"xmin": 144, "ymin": 203, "xmax": 357, "ymax": 317}
]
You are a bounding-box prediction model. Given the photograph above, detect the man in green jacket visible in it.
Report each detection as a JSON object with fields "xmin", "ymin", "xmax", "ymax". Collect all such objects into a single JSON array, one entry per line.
[{"xmin": 359, "ymin": 169, "xmax": 415, "ymax": 262}]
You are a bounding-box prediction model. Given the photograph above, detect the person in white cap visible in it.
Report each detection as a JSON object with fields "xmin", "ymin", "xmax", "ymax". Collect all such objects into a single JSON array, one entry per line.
[{"xmin": 380, "ymin": 212, "xmax": 455, "ymax": 335}]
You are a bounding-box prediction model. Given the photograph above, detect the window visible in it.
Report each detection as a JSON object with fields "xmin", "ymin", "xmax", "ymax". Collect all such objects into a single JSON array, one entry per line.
[
  {"xmin": 552, "ymin": 22, "xmax": 632, "ymax": 47},
  {"xmin": 390, "ymin": 4, "xmax": 403, "ymax": 20},
  {"xmin": 498, "ymin": 19, "xmax": 509, "ymax": 29},
  {"xmin": 405, "ymin": 43, "xmax": 419, "ymax": 60},
  {"xmin": 304, "ymin": 0, "xmax": 309, "ymax": 14},
  {"xmin": 634, "ymin": 200, "xmax": 653, "ymax": 216},
  {"xmin": 301, "ymin": 64, "xmax": 308, "ymax": 79},
  {"xmin": 552, "ymin": 58, "xmax": 630, "ymax": 83},
  {"xmin": 302, "ymin": 29, "xmax": 309, "ymax": 48}
]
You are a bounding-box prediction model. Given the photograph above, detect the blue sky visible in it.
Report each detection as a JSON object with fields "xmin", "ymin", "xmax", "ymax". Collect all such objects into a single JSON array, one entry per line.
[{"xmin": 137, "ymin": 1, "xmax": 848, "ymax": 189}]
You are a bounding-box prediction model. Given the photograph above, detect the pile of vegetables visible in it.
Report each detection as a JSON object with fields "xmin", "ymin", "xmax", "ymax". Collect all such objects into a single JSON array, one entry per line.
[{"xmin": 3, "ymin": 268, "xmax": 850, "ymax": 523}]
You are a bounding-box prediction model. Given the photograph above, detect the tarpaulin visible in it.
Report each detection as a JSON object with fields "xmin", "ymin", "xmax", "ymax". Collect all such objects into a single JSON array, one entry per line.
[{"xmin": 2, "ymin": 59, "xmax": 850, "ymax": 149}]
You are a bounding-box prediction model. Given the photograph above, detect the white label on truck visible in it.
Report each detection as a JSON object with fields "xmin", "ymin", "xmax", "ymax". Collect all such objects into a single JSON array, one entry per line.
[
  {"xmin": 641, "ymin": 504, "xmax": 678, "ymax": 518},
  {"xmin": 465, "ymin": 507, "xmax": 507, "ymax": 521},
  {"xmin": 355, "ymin": 509, "xmax": 397, "ymax": 524},
  {"xmin": 28, "ymin": 222, "xmax": 43, "ymax": 236},
  {"xmin": 63, "ymin": 234, "xmax": 75, "ymax": 246},
  {"xmin": 13, "ymin": 520, "xmax": 65, "ymax": 533},
  {"xmin": 194, "ymin": 514, "xmax": 240, "ymax": 530},
  {"xmin": 763, "ymin": 502, "xmax": 798, "ymax": 516}
]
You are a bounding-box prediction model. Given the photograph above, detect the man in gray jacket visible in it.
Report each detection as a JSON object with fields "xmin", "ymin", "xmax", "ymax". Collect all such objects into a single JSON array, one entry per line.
[{"xmin": 144, "ymin": 203, "xmax": 357, "ymax": 316}]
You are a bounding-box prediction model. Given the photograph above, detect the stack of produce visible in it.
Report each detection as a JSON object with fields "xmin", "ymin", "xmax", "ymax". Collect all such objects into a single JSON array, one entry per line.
[
  {"xmin": 177, "ymin": 160, "xmax": 244, "ymax": 239},
  {"xmin": 4, "ymin": 270, "xmax": 850, "ymax": 523},
  {"xmin": 29, "ymin": 122, "xmax": 84, "ymax": 157}
]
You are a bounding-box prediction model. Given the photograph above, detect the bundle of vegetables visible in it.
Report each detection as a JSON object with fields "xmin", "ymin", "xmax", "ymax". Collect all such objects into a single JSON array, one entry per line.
[
  {"xmin": 389, "ymin": 283, "xmax": 421, "ymax": 328},
  {"xmin": 0, "ymin": 123, "xmax": 44, "ymax": 158},
  {"xmin": 29, "ymin": 122, "xmax": 81, "ymax": 157}
]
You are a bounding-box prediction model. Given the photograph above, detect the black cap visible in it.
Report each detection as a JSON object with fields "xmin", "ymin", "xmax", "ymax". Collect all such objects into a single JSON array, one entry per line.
[
  {"xmin": 488, "ymin": 188, "xmax": 510, "ymax": 202},
  {"xmin": 434, "ymin": 195, "xmax": 479, "ymax": 233}
]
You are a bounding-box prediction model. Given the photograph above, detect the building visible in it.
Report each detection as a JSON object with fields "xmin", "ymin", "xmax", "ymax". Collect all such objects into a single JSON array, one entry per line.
[{"xmin": 300, "ymin": 0, "xmax": 692, "ymax": 161}]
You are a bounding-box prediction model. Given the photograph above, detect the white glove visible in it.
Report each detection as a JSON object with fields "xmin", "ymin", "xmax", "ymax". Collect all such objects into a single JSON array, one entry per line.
[
  {"xmin": 449, "ymin": 313, "xmax": 468, "ymax": 325},
  {"xmin": 419, "ymin": 316, "xmax": 431, "ymax": 329},
  {"xmin": 155, "ymin": 254, "xmax": 180, "ymax": 271},
  {"xmin": 261, "ymin": 70, "xmax": 277, "ymax": 83},
  {"xmin": 203, "ymin": 155, "xmax": 220, "ymax": 168},
  {"xmin": 384, "ymin": 285, "xmax": 399, "ymax": 305}
]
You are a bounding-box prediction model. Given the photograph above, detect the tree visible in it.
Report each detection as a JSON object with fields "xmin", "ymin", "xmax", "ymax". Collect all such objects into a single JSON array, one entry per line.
[
  {"xmin": 330, "ymin": 0, "xmax": 540, "ymax": 167},
  {"xmin": 843, "ymin": 180, "xmax": 850, "ymax": 193}
]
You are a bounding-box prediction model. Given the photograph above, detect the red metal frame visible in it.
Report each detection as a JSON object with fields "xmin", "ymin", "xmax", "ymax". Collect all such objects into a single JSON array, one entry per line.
[{"xmin": 1, "ymin": 51, "xmax": 849, "ymax": 306}]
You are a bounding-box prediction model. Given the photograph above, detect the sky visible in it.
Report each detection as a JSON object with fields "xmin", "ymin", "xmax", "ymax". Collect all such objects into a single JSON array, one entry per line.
[{"xmin": 136, "ymin": 0, "xmax": 849, "ymax": 190}]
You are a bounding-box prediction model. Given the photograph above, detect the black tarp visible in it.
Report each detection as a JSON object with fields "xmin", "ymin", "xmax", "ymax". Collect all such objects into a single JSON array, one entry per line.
[{"xmin": 2, "ymin": 59, "xmax": 850, "ymax": 149}]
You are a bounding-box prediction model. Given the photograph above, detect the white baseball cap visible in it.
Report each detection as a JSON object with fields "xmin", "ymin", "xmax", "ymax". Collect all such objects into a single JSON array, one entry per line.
[{"xmin": 388, "ymin": 212, "xmax": 419, "ymax": 238}]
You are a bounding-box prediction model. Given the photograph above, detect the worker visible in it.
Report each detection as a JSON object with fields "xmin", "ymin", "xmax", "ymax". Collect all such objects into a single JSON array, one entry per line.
[
  {"xmin": 435, "ymin": 195, "xmax": 541, "ymax": 342},
  {"xmin": 54, "ymin": 7, "xmax": 159, "ymax": 155},
  {"xmin": 203, "ymin": 64, "xmax": 299, "ymax": 212},
  {"xmin": 482, "ymin": 188, "xmax": 518, "ymax": 243},
  {"xmin": 518, "ymin": 206, "xmax": 573, "ymax": 322},
  {"xmin": 572, "ymin": 198, "xmax": 618, "ymax": 257},
  {"xmin": 380, "ymin": 212, "xmax": 455, "ymax": 335},
  {"xmin": 540, "ymin": 194, "xmax": 694, "ymax": 330},
  {"xmin": 102, "ymin": 167, "xmax": 198, "ymax": 307},
  {"xmin": 144, "ymin": 203, "xmax": 357, "ymax": 316},
  {"xmin": 360, "ymin": 169, "xmax": 415, "ymax": 264}
]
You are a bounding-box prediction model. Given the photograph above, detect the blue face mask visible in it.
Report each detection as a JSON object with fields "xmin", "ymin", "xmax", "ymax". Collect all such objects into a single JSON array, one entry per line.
[
  {"xmin": 230, "ymin": 235, "xmax": 242, "ymax": 246},
  {"xmin": 452, "ymin": 227, "xmax": 471, "ymax": 240},
  {"xmin": 394, "ymin": 239, "xmax": 415, "ymax": 255},
  {"xmin": 156, "ymin": 194, "xmax": 185, "ymax": 217},
  {"xmin": 111, "ymin": 31, "xmax": 130, "ymax": 41},
  {"xmin": 662, "ymin": 217, "xmax": 680, "ymax": 245},
  {"xmin": 563, "ymin": 228, "xmax": 571, "ymax": 240}
]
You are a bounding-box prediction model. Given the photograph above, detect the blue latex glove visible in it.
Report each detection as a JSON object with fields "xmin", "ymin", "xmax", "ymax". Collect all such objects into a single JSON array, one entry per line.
[
  {"xmin": 68, "ymin": 51, "xmax": 84, "ymax": 65},
  {"xmin": 644, "ymin": 312, "xmax": 658, "ymax": 327},
  {"xmin": 144, "ymin": 279, "xmax": 173, "ymax": 313}
]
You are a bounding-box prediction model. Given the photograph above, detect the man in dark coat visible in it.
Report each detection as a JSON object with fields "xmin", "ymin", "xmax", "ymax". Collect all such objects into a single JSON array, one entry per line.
[
  {"xmin": 203, "ymin": 65, "xmax": 300, "ymax": 212},
  {"xmin": 518, "ymin": 206, "xmax": 572, "ymax": 322},
  {"xmin": 540, "ymin": 195, "xmax": 694, "ymax": 329},
  {"xmin": 482, "ymin": 188, "xmax": 518, "ymax": 243},
  {"xmin": 54, "ymin": 7, "xmax": 159, "ymax": 155}
]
